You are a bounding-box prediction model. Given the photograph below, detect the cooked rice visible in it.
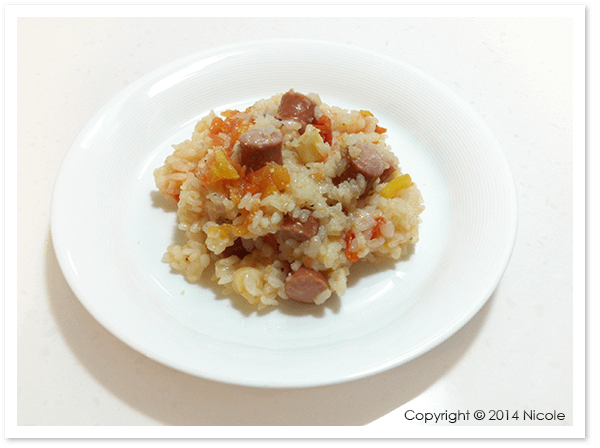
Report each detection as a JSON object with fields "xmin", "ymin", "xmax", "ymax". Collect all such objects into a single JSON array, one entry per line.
[{"xmin": 154, "ymin": 90, "xmax": 424, "ymax": 309}]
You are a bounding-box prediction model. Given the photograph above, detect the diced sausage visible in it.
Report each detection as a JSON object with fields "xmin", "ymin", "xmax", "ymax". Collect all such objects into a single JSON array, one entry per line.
[
  {"xmin": 333, "ymin": 143, "xmax": 388, "ymax": 190},
  {"xmin": 278, "ymin": 215, "xmax": 319, "ymax": 242},
  {"xmin": 239, "ymin": 128, "xmax": 283, "ymax": 172},
  {"xmin": 277, "ymin": 90, "xmax": 317, "ymax": 132},
  {"xmin": 285, "ymin": 266, "xmax": 330, "ymax": 304},
  {"xmin": 380, "ymin": 165, "xmax": 396, "ymax": 183},
  {"xmin": 347, "ymin": 143, "xmax": 387, "ymax": 180}
]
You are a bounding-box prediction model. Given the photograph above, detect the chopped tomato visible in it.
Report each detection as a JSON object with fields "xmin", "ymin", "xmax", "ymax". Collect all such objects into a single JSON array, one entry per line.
[
  {"xmin": 344, "ymin": 230, "xmax": 359, "ymax": 262},
  {"xmin": 208, "ymin": 111, "xmax": 250, "ymax": 153},
  {"xmin": 245, "ymin": 163, "xmax": 289, "ymax": 197},
  {"xmin": 313, "ymin": 113, "xmax": 333, "ymax": 145},
  {"xmin": 371, "ymin": 217, "xmax": 387, "ymax": 239},
  {"xmin": 226, "ymin": 163, "xmax": 290, "ymax": 202},
  {"xmin": 208, "ymin": 116, "xmax": 227, "ymax": 147}
]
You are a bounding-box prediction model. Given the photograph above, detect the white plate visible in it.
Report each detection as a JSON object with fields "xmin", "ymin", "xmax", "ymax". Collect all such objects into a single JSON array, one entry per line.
[{"xmin": 51, "ymin": 40, "xmax": 517, "ymax": 388}]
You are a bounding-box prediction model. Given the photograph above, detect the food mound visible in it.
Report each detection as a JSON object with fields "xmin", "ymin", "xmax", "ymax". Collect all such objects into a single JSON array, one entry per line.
[{"xmin": 154, "ymin": 90, "xmax": 424, "ymax": 308}]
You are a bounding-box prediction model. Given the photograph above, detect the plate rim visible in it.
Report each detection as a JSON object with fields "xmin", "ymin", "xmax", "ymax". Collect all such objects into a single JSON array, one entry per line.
[{"xmin": 51, "ymin": 38, "xmax": 518, "ymax": 388}]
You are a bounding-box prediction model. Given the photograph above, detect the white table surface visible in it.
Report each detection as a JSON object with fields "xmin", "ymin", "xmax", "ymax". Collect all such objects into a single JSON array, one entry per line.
[{"xmin": 13, "ymin": 7, "xmax": 588, "ymax": 438}]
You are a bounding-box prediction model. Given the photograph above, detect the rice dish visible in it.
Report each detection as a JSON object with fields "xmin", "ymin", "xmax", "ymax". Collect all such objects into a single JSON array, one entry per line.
[{"xmin": 154, "ymin": 90, "xmax": 424, "ymax": 308}]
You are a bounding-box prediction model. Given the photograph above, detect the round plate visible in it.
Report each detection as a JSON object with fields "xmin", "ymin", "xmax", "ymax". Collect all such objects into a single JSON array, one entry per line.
[{"xmin": 51, "ymin": 39, "xmax": 517, "ymax": 388}]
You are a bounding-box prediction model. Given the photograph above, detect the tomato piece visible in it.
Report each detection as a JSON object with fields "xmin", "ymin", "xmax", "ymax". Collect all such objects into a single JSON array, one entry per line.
[
  {"xmin": 208, "ymin": 111, "xmax": 250, "ymax": 153},
  {"xmin": 313, "ymin": 113, "xmax": 333, "ymax": 145},
  {"xmin": 247, "ymin": 163, "xmax": 290, "ymax": 196},
  {"xmin": 208, "ymin": 116, "xmax": 227, "ymax": 147},
  {"xmin": 371, "ymin": 217, "xmax": 387, "ymax": 239},
  {"xmin": 226, "ymin": 163, "xmax": 290, "ymax": 201},
  {"xmin": 344, "ymin": 230, "xmax": 359, "ymax": 262}
]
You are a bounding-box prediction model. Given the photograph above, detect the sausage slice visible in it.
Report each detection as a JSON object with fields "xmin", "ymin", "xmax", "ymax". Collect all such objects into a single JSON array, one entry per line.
[
  {"xmin": 278, "ymin": 215, "xmax": 319, "ymax": 243},
  {"xmin": 239, "ymin": 128, "xmax": 283, "ymax": 172},
  {"xmin": 380, "ymin": 165, "xmax": 397, "ymax": 183},
  {"xmin": 333, "ymin": 143, "xmax": 389, "ymax": 191},
  {"xmin": 349, "ymin": 143, "xmax": 387, "ymax": 179},
  {"xmin": 277, "ymin": 90, "xmax": 317, "ymax": 132},
  {"xmin": 285, "ymin": 266, "xmax": 330, "ymax": 304}
]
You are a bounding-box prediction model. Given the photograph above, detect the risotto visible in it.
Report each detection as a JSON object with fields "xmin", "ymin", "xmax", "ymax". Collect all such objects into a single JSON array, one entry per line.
[{"xmin": 154, "ymin": 90, "xmax": 424, "ymax": 308}]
